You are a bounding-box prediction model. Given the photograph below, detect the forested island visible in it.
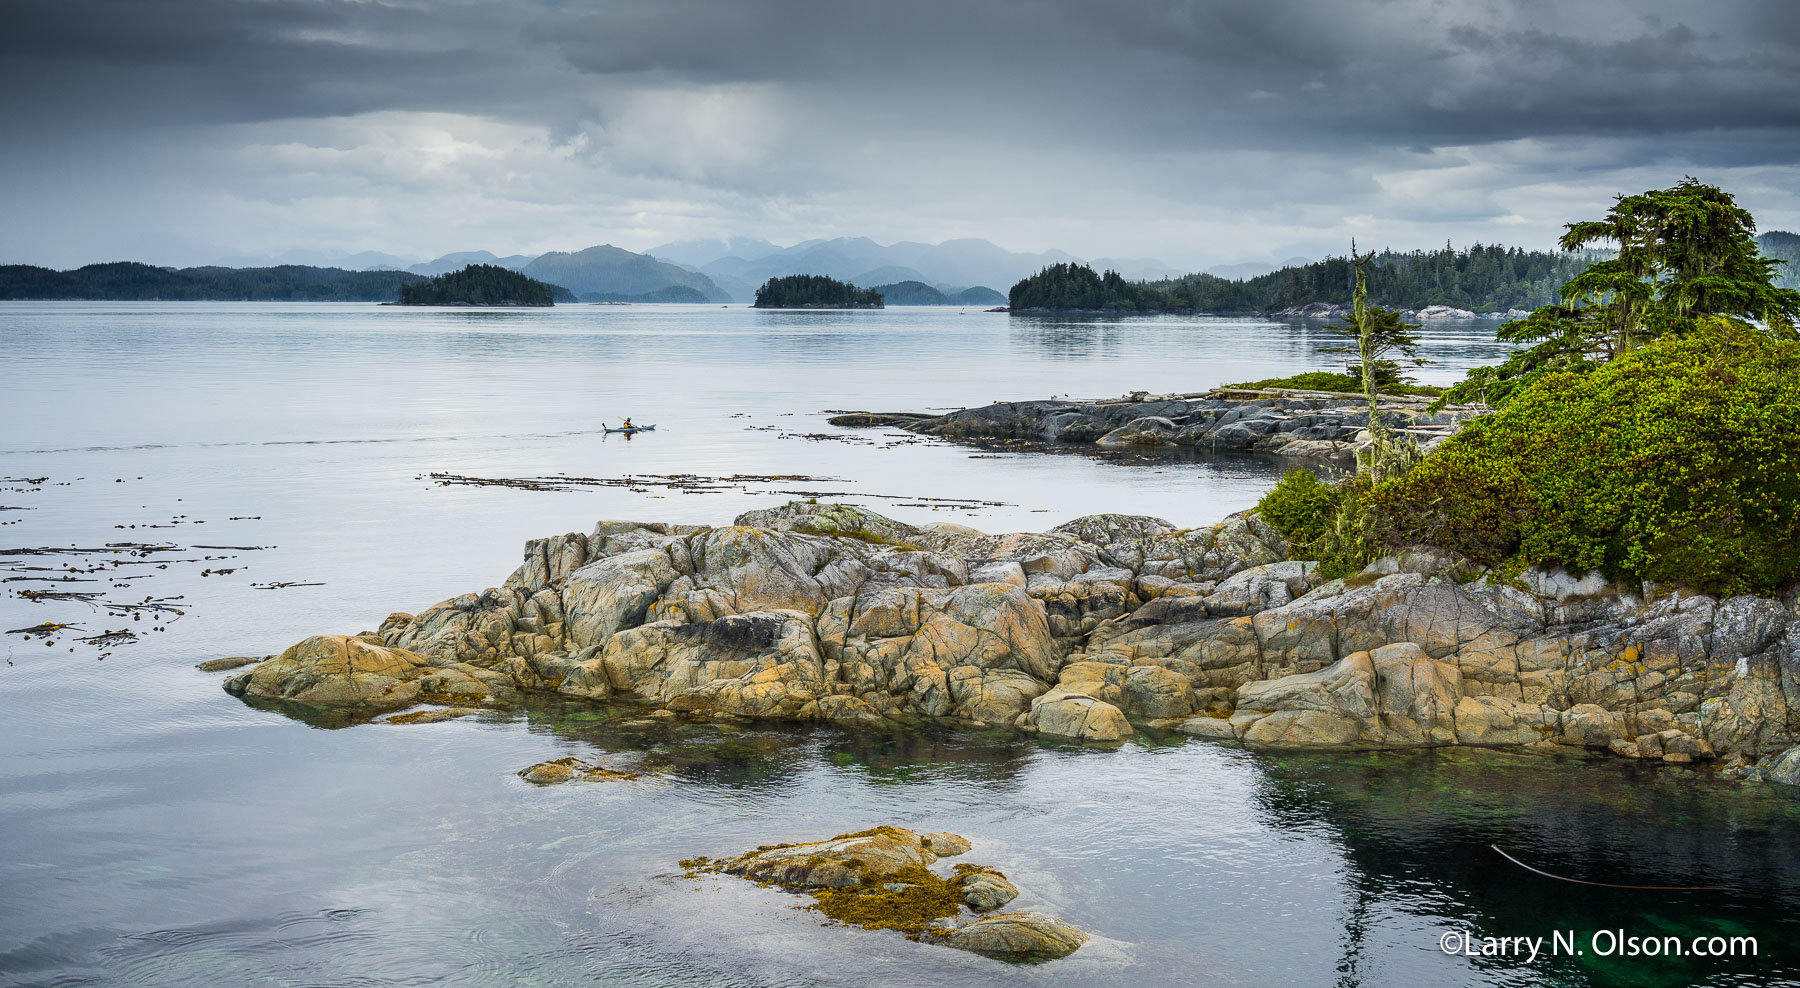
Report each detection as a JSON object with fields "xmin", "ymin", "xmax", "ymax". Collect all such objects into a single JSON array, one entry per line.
[
  {"xmin": 0, "ymin": 261, "xmax": 431, "ymax": 301},
  {"xmin": 393, "ymin": 264, "xmax": 569, "ymax": 306},
  {"xmin": 1004, "ymin": 240, "xmax": 1771, "ymax": 314},
  {"xmin": 1007, "ymin": 263, "xmax": 1163, "ymax": 312},
  {"xmin": 753, "ymin": 274, "xmax": 883, "ymax": 308}
]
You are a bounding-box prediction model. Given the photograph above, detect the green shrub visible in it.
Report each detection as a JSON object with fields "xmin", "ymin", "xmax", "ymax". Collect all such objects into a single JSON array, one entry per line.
[
  {"xmin": 1257, "ymin": 469, "xmax": 1343, "ymax": 549},
  {"xmin": 1363, "ymin": 319, "xmax": 1800, "ymax": 594}
]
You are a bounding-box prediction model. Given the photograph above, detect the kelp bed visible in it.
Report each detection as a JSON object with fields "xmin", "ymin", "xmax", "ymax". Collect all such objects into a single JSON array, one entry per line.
[
  {"xmin": 423, "ymin": 471, "xmax": 1008, "ymax": 510},
  {"xmin": 2, "ymin": 476, "xmax": 311, "ymax": 660}
]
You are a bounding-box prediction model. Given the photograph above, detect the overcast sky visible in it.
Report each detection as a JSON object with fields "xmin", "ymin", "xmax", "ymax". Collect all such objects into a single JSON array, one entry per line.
[{"xmin": 3, "ymin": 0, "xmax": 1797, "ymax": 269}]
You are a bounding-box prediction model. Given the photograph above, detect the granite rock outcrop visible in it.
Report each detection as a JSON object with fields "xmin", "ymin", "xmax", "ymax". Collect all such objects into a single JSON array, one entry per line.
[{"xmin": 221, "ymin": 500, "xmax": 1800, "ymax": 783}]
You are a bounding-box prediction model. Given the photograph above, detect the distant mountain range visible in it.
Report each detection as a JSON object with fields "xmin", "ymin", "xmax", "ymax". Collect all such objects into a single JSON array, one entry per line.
[
  {"xmin": 1201, "ymin": 257, "xmax": 1317, "ymax": 281},
  {"xmin": 518, "ymin": 245, "xmax": 730, "ymax": 303},
  {"xmin": 407, "ymin": 250, "xmax": 540, "ymax": 278}
]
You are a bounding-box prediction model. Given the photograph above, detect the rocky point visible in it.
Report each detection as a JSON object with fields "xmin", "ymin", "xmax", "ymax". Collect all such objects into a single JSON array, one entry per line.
[
  {"xmin": 828, "ymin": 390, "xmax": 1484, "ymax": 460},
  {"xmin": 217, "ymin": 499, "xmax": 1800, "ymax": 784}
]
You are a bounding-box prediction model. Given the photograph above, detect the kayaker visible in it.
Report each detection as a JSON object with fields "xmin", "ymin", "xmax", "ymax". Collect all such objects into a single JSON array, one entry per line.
[{"xmin": 621, "ymin": 417, "xmax": 634, "ymax": 430}]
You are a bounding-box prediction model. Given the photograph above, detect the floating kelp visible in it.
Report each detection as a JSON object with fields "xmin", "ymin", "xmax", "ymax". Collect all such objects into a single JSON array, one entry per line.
[
  {"xmin": 422, "ymin": 471, "xmax": 1009, "ymax": 510},
  {"xmin": 0, "ymin": 478, "xmax": 296, "ymax": 661},
  {"xmin": 424, "ymin": 471, "xmax": 841, "ymax": 493}
]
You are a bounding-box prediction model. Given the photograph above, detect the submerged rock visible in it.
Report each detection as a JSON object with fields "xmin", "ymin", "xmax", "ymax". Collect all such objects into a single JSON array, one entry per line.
[
  {"xmin": 219, "ymin": 500, "xmax": 1800, "ymax": 781},
  {"xmin": 196, "ymin": 655, "xmax": 262, "ymax": 672},
  {"xmin": 384, "ymin": 706, "xmax": 482, "ymax": 725},
  {"xmin": 685, "ymin": 827, "xmax": 1082, "ymax": 962}
]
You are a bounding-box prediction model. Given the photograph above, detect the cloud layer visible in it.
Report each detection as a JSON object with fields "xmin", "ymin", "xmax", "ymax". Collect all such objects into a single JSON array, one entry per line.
[{"xmin": 3, "ymin": 0, "xmax": 1796, "ymax": 268}]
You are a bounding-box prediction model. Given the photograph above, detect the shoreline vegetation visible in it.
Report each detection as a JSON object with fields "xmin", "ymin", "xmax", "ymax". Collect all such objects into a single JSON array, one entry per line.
[
  {"xmin": 1259, "ymin": 178, "xmax": 1800, "ymax": 593},
  {"xmin": 753, "ymin": 273, "xmax": 884, "ymax": 308},
  {"xmin": 1222, "ymin": 371, "xmax": 1442, "ymax": 398}
]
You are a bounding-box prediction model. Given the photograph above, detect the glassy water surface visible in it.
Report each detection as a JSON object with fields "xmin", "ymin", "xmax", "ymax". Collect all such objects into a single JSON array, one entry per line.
[{"xmin": 2, "ymin": 303, "xmax": 1795, "ymax": 987}]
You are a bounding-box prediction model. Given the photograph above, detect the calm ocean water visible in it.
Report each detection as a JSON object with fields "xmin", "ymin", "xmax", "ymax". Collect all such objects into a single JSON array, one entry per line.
[{"xmin": 2, "ymin": 302, "xmax": 1796, "ymax": 987}]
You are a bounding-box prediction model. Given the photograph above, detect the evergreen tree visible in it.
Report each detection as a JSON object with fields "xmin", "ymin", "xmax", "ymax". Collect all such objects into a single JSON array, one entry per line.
[
  {"xmin": 1446, "ymin": 179, "xmax": 1800, "ymax": 405},
  {"xmin": 1319, "ymin": 242, "xmax": 1428, "ymax": 480}
]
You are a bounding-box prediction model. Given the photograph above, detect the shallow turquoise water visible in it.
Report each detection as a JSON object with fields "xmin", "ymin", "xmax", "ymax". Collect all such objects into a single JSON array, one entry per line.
[{"xmin": 2, "ymin": 302, "xmax": 1795, "ymax": 987}]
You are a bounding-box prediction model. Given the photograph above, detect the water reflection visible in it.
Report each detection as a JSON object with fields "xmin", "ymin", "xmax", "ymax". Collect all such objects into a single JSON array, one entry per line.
[
  {"xmin": 516, "ymin": 697, "xmax": 1041, "ymax": 790},
  {"xmin": 1008, "ymin": 317, "xmax": 1132, "ymax": 360},
  {"xmin": 1251, "ymin": 748, "xmax": 1800, "ymax": 987}
]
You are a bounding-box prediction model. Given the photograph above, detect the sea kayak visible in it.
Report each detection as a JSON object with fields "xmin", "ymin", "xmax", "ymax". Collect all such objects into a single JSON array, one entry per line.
[{"xmin": 603, "ymin": 424, "xmax": 656, "ymax": 433}]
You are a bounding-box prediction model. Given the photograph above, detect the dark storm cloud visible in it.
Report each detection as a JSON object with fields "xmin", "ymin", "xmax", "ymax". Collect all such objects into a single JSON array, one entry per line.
[
  {"xmin": 0, "ymin": 0, "xmax": 557, "ymax": 131},
  {"xmin": 1, "ymin": 0, "xmax": 1796, "ymax": 266},
  {"xmin": 7, "ymin": 0, "xmax": 1795, "ymax": 148}
]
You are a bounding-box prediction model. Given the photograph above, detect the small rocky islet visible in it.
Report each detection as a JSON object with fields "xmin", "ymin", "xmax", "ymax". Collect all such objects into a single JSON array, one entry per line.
[{"xmin": 679, "ymin": 825, "xmax": 1088, "ymax": 962}]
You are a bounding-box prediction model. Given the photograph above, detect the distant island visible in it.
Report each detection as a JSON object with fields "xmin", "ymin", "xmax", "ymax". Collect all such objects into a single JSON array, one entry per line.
[
  {"xmin": 1003, "ymin": 233, "xmax": 1800, "ymax": 314},
  {"xmin": 393, "ymin": 264, "xmax": 569, "ymax": 306},
  {"xmin": 1008, "ymin": 246, "xmax": 1603, "ymax": 315},
  {"xmin": 868, "ymin": 280, "xmax": 1006, "ymax": 306},
  {"xmin": 1007, "ymin": 263, "xmax": 1161, "ymax": 313},
  {"xmin": 753, "ymin": 274, "xmax": 883, "ymax": 309},
  {"xmin": 0, "ymin": 261, "xmax": 432, "ymax": 302}
]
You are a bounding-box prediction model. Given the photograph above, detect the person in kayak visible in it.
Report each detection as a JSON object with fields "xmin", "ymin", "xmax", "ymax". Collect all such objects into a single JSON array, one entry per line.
[{"xmin": 621, "ymin": 417, "xmax": 634, "ymax": 430}]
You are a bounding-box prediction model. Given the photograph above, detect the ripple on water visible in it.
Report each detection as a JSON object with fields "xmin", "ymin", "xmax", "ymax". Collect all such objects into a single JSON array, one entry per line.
[{"xmin": 101, "ymin": 908, "xmax": 530, "ymax": 986}]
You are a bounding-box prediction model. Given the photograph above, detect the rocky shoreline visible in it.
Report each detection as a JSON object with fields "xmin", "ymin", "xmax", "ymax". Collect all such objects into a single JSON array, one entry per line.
[
  {"xmin": 829, "ymin": 390, "xmax": 1484, "ymax": 460},
  {"xmin": 218, "ymin": 500, "xmax": 1800, "ymax": 786},
  {"xmin": 1269, "ymin": 302, "xmax": 1533, "ymax": 321}
]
